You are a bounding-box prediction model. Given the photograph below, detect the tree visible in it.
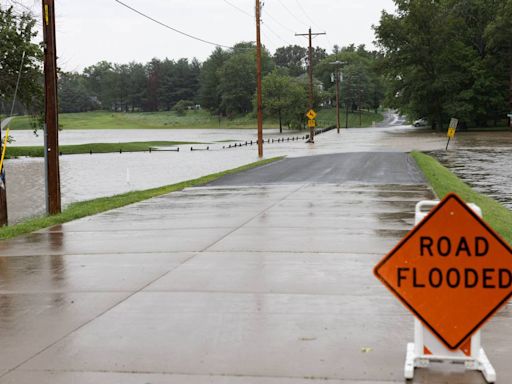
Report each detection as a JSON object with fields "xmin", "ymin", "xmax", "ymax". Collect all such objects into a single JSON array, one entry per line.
[
  {"xmin": 0, "ymin": 5, "xmax": 42, "ymax": 115},
  {"xmin": 83, "ymin": 61, "xmax": 117, "ymax": 110},
  {"xmin": 314, "ymin": 45, "xmax": 386, "ymax": 114},
  {"xmin": 274, "ymin": 45, "xmax": 307, "ymax": 76},
  {"xmin": 126, "ymin": 62, "xmax": 147, "ymax": 112},
  {"xmin": 59, "ymin": 72, "xmax": 98, "ymax": 113},
  {"xmin": 199, "ymin": 47, "xmax": 231, "ymax": 114},
  {"xmin": 218, "ymin": 43, "xmax": 274, "ymax": 116},
  {"xmin": 375, "ymin": 0, "xmax": 512, "ymax": 129},
  {"xmin": 260, "ymin": 70, "xmax": 307, "ymax": 132}
]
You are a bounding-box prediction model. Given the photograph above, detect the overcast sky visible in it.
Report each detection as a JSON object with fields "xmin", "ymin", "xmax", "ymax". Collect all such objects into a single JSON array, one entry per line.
[{"xmin": 7, "ymin": 0, "xmax": 397, "ymax": 72}]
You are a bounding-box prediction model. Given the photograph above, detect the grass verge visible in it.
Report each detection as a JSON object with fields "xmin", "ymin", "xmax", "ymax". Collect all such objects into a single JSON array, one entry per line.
[
  {"xmin": 7, "ymin": 111, "xmax": 282, "ymax": 130},
  {"xmin": 411, "ymin": 151, "xmax": 512, "ymax": 244},
  {"xmin": 6, "ymin": 141, "xmax": 202, "ymax": 158},
  {"xmin": 0, "ymin": 156, "xmax": 284, "ymax": 240},
  {"xmin": 7, "ymin": 109, "xmax": 384, "ymax": 131}
]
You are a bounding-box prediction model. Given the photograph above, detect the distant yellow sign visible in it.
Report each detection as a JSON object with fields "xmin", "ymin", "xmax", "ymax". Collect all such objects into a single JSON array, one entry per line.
[
  {"xmin": 0, "ymin": 128, "xmax": 9, "ymax": 173},
  {"xmin": 306, "ymin": 109, "xmax": 317, "ymax": 120},
  {"xmin": 447, "ymin": 118, "xmax": 458, "ymax": 139},
  {"xmin": 307, "ymin": 119, "xmax": 316, "ymax": 128}
]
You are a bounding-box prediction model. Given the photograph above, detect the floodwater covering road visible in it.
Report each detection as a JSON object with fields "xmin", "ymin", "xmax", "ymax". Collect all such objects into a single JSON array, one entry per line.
[{"xmin": 4, "ymin": 120, "xmax": 512, "ymax": 225}]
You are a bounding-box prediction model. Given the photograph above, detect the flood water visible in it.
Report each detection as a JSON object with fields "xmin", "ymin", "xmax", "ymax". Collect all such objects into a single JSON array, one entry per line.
[
  {"xmin": 432, "ymin": 148, "xmax": 512, "ymax": 210},
  {"xmin": 4, "ymin": 128, "xmax": 303, "ymax": 224},
  {"xmin": 4, "ymin": 124, "xmax": 512, "ymax": 225}
]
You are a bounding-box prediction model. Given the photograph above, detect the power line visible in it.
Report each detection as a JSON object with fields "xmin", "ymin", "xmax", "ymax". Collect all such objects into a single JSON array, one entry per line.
[
  {"xmin": 263, "ymin": 9, "xmax": 295, "ymax": 34},
  {"xmin": 223, "ymin": 0, "xmax": 253, "ymax": 19},
  {"xmin": 262, "ymin": 21, "xmax": 291, "ymax": 46},
  {"xmin": 114, "ymin": 0, "xmax": 234, "ymax": 49},
  {"xmin": 222, "ymin": 0, "xmax": 292, "ymax": 46},
  {"xmin": 275, "ymin": 0, "xmax": 307, "ymax": 27},
  {"xmin": 294, "ymin": 0, "xmax": 320, "ymax": 30}
]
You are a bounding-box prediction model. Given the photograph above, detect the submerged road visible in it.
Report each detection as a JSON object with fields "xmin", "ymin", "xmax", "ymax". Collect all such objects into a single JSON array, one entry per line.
[{"xmin": 0, "ymin": 148, "xmax": 510, "ymax": 383}]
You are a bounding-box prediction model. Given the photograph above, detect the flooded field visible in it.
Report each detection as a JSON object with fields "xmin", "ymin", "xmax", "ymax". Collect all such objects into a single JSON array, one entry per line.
[{"xmin": 4, "ymin": 124, "xmax": 512, "ymax": 225}]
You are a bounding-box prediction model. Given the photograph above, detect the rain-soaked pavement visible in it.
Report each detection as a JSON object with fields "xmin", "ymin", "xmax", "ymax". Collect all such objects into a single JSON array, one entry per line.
[{"xmin": 2, "ymin": 141, "xmax": 512, "ymax": 383}]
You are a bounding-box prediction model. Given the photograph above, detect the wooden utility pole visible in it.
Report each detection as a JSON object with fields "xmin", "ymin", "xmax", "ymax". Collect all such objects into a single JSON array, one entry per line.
[
  {"xmin": 296, "ymin": 28, "xmax": 326, "ymax": 143},
  {"xmin": 0, "ymin": 137, "xmax": 7, "ymax": 227},
  {"xmin": 330, "ymin": 61, "xmax": 345, "ymax": 134},
  {"xmin": 255, "ymin": 0, "xmax": 263, "ymax": 158},
  {"xmin": 509, "ymin": 64, "xmax": 512, "ymax": 129},
  {"xmin": 42, "ymin": 0, "xmax": 61, "ymax": 214}
]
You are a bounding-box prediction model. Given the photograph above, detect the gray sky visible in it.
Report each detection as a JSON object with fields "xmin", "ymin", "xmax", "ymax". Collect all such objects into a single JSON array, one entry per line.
[{"xmin": 8, "ymin": 0, "xmax": 396, "ymax": 72}]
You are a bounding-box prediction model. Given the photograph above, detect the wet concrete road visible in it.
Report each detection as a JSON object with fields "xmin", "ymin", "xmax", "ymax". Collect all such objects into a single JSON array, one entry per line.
[
  {"xmin": 0, "ymin": 151, "xmax": 511, "ymax": 383},
  {"xmin": 209, "ymin": 152, "xmax": 425, "ymax": 186}
]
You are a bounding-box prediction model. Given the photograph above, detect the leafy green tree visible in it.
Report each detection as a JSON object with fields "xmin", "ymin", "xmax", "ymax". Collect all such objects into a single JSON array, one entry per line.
[
  {"xmin": 274, "ymin": 45, "xmax": 307, "ymax": 76},
  {"xmin": 0, "ymin": 5, "xmax": 42, "ymax": 115},
  {"xmin": 376, "ymin": 0, "xmax": 512, "ymax": 129},
  {"xmin": 199, "ymin": 47, "xmax": 231, "ymax": 114},
  {"xmin": 126, "ymin": 62, "xmax": 147, "ymax": 112},
  {"xmin": 83, "ymin": 61, "xmax": 117, "ymax": 110},
  {"xmin": 314, "ymin": 45, "xmax": 386, "ymax": 114},
  {"xmin": 218, "ymin": 43, "xmax": 274, "ymax": 116},
  {"xmin": 59, "ymin": 72, "xmax": 98, "ymax": 113},
  {"xmin": 260, "ymin": 70, "xmax": 307, "ymax": 132}
]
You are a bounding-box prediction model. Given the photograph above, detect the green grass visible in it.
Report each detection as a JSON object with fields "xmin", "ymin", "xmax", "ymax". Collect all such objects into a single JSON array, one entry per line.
[
  {"xmin": 0, "ymin": 156, "xmax": 284, "ymax": 240},
  {"xmin": 6, "ymin": 141, "xmax": 202, "ymax": 158},
  {"xmin": 7, "ymin": 108, "xmax": 384, "ymax": 131},
  {"xmin": 316, "ymin": 108, "xmax": 384, "ymax": 128},
  {"xmin": 411, "ymin": 151, "xmax": 512, "ymax": 244},
  {"xmin": 8, "ymin": 110, "xmax": 283, "ymax": 130}
]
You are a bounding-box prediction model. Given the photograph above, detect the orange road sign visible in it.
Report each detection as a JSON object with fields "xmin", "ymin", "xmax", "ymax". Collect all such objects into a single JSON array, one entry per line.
[
  {"xmin": 374, "ymin": 193, "xmax": 512, "ymax": 350},
  {"xmin": 307, "ymin": 119, "xmax": 316, "ymax": 128},
  {"xmin": 306, "ymin": 109, "xmax": 317, "ymax": 120}
]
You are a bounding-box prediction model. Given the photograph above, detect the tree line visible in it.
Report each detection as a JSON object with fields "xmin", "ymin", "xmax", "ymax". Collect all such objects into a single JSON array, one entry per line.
[
  {"xmin": 376, "ymin": 0, "xmax": 512, "ymax": 129},
  {"xmin": 58, "ymin": 42, "xmax": 386, "ymax": 130}
]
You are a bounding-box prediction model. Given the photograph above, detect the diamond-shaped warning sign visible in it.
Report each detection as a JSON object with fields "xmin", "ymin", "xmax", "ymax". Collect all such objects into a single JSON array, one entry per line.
[
  {"xmin": 306, "ymin": 109, "xmax": 317, "ymax": 120},
  {"xmin": 374, "ymin": 193, "xmax": 512, "ymax": 350}
]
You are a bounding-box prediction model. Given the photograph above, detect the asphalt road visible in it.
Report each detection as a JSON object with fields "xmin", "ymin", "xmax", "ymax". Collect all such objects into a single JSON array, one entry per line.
[{"xmin": 209, "ymin": 152, "xmax": 426, "ymax": 186}]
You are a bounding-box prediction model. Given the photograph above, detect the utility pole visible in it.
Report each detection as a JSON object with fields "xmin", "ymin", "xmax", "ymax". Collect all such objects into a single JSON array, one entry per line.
[
  {"xmin": 330, "ymin": 61, "xmax": 345, "ymax": 134},
  {"xmin": 0, "ymin": 133, "xmax": 7, "ymax": 227},
  {"xmin": 255, "ymin": 0, "xmax": 264, "ymax": 158},
  {"xmin": 509, "ymin": 64, "xmax": 512, "ymax": 129},
  {"xmin": 42, "ymin": 0, "xmax": 61, "ymax": 214},
  {"xmin": 296, "ymin": 28, "xmax": 326, "ymax": 143},
  {"xmin": 0, "ymin": 51, "xmax": 26, "ymax": 227}
]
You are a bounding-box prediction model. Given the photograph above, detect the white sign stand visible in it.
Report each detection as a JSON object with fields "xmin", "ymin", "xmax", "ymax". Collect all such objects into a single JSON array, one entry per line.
[{"xmin": 404, "ymin": 201, "xmax": 496, "ymax": 382}]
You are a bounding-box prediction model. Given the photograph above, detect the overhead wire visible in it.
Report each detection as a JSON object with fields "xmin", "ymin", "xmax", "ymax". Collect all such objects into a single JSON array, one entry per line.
[
  {"xmin": 262, "ymin": 8, "xmax": 295, "ymax": 34},
  {"xmin": 293, "ymin": 0, "xmax": 334, "ymax": 53},
  {"xmin": 275, "ymin": 0, "xmax": 307, "ymax": 28},
  {"xmin": 113, "ymin": 0, "xmax": 234, "ymax": 49},
  {"xmin": 262, "ymin": 20, "xmax": 291, "ymax": 46},
  {"xmin": 294, "ymin": 0, "xmax": 321, "ymax": 31},
  {"xmin": 221, "ymin": 0, "xmax": 292, "ymax": 49},
  {"xmin": 222, "ymin": 0, "xmax": 253, "ymax": 19}
]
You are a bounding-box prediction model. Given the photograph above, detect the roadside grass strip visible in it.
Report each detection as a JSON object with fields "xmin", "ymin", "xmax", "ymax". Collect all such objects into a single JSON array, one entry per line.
[
  {"xmin": 0, "ymin": 157, "xmax": 284, "ymax": 240},
  {"xmin": 6, "ymin": 141, "xmax": 203, "ymax": 158},
  {"xmin": 412, "ymin": 151, "xmax": 512, "ymax": 244}
]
